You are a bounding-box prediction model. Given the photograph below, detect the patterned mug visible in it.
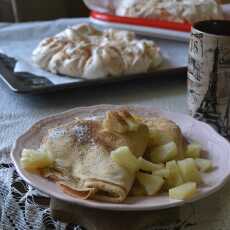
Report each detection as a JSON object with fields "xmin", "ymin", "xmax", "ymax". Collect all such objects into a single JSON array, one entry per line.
[{"xmin": 187, "ymin": 20, "xmax": 230, "ymax": 139}]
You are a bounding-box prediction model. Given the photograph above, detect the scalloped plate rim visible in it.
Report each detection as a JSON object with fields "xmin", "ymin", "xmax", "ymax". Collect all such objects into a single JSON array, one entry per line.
[{"xmin": 11, "ymin": 104, "xmax": 230, "ymax": 211}]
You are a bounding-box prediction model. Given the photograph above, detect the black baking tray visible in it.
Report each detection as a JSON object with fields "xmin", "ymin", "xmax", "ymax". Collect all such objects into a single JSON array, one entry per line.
[{"xmin": 0, "ymin": 53, "xmax": 187, "ymax": 94}]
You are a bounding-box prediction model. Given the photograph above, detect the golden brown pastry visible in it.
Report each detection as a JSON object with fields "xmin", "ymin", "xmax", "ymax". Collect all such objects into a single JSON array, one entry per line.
[
  {"xmin": 39, "ymin": 110, "xmax": 149, "ymax": 203},
  {"xmin": 143, "ymin": 117, "xmax": 186, "ymax": 159},
  {"xmin": 20, "ymin": 109, "xmax": 213, "ymax": 203}
]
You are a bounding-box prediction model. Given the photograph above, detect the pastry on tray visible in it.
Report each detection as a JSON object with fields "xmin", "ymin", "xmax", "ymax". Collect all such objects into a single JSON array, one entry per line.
[
  {"xmin": 32, "ymin": 24, "xmax": 162, "ymax": 79},
  {"xmin": 20, "ymin": 110, "xmax": 214, "ymax": 203},
  {"xmin": 116, "ymin": 0, "xmax": 224, "ymax": 23}
]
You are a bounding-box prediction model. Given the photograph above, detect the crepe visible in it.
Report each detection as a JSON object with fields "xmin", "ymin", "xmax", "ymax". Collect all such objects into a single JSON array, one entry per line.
[
  {"xmin": 20, "ymin": 108, "xmax": 190, "ymax": 203},
  {"xmin": 142, "ymin": 117, "xmax": 186, "ymax": 160},
  {"xmin": 40, "ymin": 111, "xmax": 149, "ymax": 203}
]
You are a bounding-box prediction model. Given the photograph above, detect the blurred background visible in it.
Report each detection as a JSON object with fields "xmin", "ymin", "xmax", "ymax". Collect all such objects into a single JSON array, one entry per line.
[
  {"xmin": 1, "ymin": 0, "xmax": 229, "ymax": 22},
  {"xmin": 0, "ymin": 0, "xmax": 89, "ymax": 22}
]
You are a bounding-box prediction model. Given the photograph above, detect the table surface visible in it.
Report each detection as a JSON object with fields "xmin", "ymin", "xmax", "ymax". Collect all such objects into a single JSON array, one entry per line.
[
  {"xmin": 0, "ymin": 20, "xmax": 229, "ymax": 230},
  {"xmin": 0, "ymin": 68, "xmax": 188, "ymax": 151}
]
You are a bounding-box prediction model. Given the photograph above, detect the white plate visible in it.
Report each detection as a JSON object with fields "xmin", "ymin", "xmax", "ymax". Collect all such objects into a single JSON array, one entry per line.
[{"xmin": 11, "ymin": 105, "xmax": 230, "ymax": 211}]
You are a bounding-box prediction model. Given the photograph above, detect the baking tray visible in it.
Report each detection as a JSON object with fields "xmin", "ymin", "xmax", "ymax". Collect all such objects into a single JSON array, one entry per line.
[{"xmin": 0, "ymin": 53, "xmax": 187, "ymax": 94}]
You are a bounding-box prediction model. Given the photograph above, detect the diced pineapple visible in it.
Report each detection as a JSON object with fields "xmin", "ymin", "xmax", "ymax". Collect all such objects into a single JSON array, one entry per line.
[
  {"xmin": 20, "ymin": 149, "xmax": 53, "ymax": 171},
  {"xmin": 138, "ymin": 157, "xmax": 163, "ymax": 172},
  {"xmin": 177, "ymin": 158, "xmax": 202, "ymax": 183},
  {"xmin": 111, "ymin": 146, "xmax": 139, "ymax": 173},
  {"xmin": 136, "ymin": 172, "xmax": 164, "ymax": 196},
  {"xmin": 165, "ymin": 160, "xmax": 184, "ymax": 188},
  {"xmin": 153, "ymin": 168, "xmax": 170, "ymax": 178},
  {"xmin": 169, "ymin": 182, "xmax": 197, "ymax": 200},
  {"xmin": 185, "ymin": 143, "xmax": 201, "ymax": 159},
  {"xmin": 150, "ymin": 142, "xmax": 178, "ymax": 163},
  {"xmin": 195, "ymin": 158, "xmax": 213, "ymax": 172}
]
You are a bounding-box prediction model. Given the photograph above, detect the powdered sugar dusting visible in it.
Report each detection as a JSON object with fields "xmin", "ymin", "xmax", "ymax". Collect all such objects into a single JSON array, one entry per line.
[
  {"xmin": 48, "ymin": 127, "xmax": 66, "ymax": 139},
  {"xmin": 74, "ymin": 123, "xmax": 91, "ymax": 144}
]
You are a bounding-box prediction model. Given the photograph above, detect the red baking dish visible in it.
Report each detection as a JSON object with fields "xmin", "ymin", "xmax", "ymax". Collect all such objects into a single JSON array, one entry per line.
[{"xmin": 90, "ymin": 11, "xmax": 192, "ymax": 32}]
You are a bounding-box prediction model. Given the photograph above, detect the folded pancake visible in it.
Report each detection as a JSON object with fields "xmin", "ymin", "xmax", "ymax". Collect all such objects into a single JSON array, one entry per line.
[
  {"xmin": 40, "ymin": 110, "xmax": 149, "ymax": 202},
  {"xmin": 142, "ymin": 117, "xmax": 186, "ymax": 160}
]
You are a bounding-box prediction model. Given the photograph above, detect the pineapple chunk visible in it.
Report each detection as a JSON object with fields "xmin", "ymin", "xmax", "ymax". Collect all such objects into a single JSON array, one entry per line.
[
  {"xmin": 177, "ymin": 158, "xmax": 202, "ymax": 183},
  {"xmin": 111, "ymin": 146, "xmax": 139, "ymax": 173},
  {"xmin": 20, "ymin": 149, "xmax": 53, "ymax": 171},
  {"xmin": 153, "ymin": 168, "xmax": 170, "ymax": 178},
  {"xmin": 136, "ymin": 172, "xmax": 164, "ymax": 196},
  {"xmin": 195, "ymin": 158, "xmax": 213, "ymax": 172},
  {"xmin": 169, "ymin": 182, "xmax": 197, "ymax": 200},
  {"xmin": 166, "ymin": 160, "xmax": 184, "ymax": 188},
  {"xmin": 138, "ymin": 157, "xmax": 163, "ymax": 172},
  {"xmin": 185, "ymin": 143, "xmax": 201, "ymax": 159},
  {"xmin": 150, "ymin": 142, "xmax": 178, "ymax": 163}
]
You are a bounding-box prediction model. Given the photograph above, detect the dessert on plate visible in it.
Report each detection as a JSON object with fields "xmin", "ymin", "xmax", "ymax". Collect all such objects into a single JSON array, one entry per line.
[
  {"xmin": 20, "ymin": 110, "xmax": 214, "ymax": 203},
  {"xmin": 32, "ymin": 24, "xmax": 162, "ymax": 79}
]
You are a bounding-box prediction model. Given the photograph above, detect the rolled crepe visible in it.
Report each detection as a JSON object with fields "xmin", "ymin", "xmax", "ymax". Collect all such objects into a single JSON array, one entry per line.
[
  {"xmin": 40, "ymin": 111, "xmax": 149, "ymax": 203},
  {"xmin": 143, "ymin": 117, "xmax": 186, "ymax": 160}
]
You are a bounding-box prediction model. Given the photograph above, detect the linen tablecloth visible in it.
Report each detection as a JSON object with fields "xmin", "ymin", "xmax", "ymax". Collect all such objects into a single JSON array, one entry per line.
[{"xmin": 0, "ymin": 19, "xmax": 229, "ymax": 230}]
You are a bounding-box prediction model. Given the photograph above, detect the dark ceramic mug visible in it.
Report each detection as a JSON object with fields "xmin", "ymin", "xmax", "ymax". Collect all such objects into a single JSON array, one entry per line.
[{"xmin": 187, "ymin": 20, "xmax": 230, "ymax": 138}]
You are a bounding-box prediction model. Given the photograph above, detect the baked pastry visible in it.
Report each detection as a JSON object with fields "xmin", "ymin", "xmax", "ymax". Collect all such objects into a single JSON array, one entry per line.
[
  {"xmin": 36, "ymin": 111, "xmax": 149, "ymax": 202},
  {"xmin": 20, "ymin": 109, "xmax": 215, "ymax": 203},
  {"xmin": 116, "ymin": 0, "xmax": 224, "ymax": 23},
  {"xmin": 143, "ymin": 117, "xmax": 187, "ymax": 159},
  {"xmin": 32, "ymin": 24, "xmax": 162, "ymax": 79}
]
